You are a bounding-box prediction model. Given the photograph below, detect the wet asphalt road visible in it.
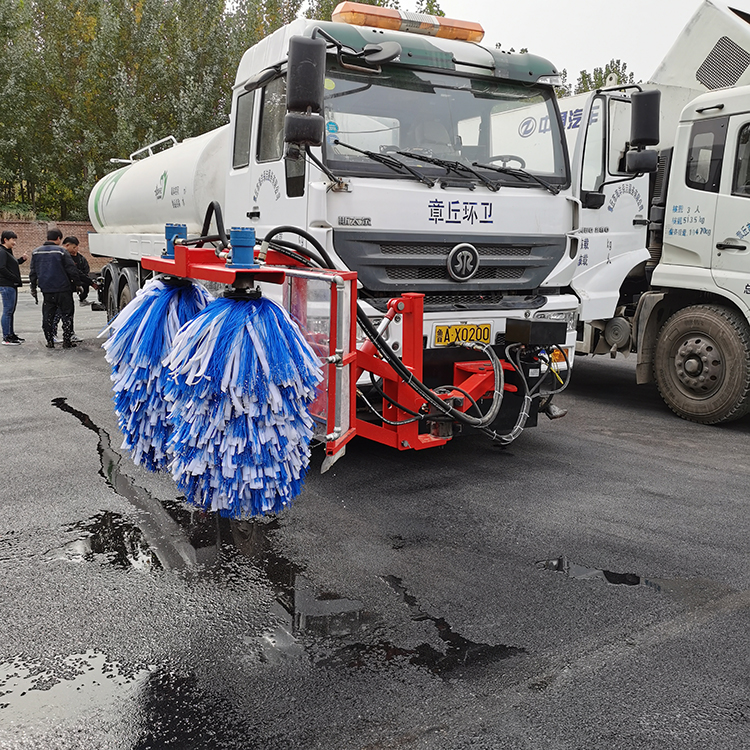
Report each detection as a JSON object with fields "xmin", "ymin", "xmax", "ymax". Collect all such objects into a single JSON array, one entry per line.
[{"xmin": 1, "ymin": 290, "xmax": 750, "ymax": 749}]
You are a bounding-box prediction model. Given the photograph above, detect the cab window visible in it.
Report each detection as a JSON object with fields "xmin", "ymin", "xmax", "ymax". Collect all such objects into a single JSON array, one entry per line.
[
  {"xmin": 257, "ymin": 77, "xmax": 286, "ymax": 163},
  {"xmin": 685, "ymin": 116, "xmax": 727, "ymax": 192},
  {"xmin": 732, "ymin": 122, "xmax": 750, "ymax": 197},
  {"xmin": 232, "ymin": 91, "xmax": 254, "ymax": 169}
]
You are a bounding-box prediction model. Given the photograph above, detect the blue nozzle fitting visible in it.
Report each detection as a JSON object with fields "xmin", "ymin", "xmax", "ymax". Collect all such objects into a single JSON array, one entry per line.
[
  {"xmin": 165, "ymin": 223, "xmax": 187, "ymax": 259},
  {"xmin": 228, "ymin": 226, "xmax": 259, "ymax": 269}
]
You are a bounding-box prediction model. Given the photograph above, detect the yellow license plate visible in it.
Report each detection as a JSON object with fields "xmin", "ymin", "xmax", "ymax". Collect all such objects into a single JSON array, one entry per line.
[{"xmin": 434, "ymin": 323, "xmax": 492, "ymax": 347}]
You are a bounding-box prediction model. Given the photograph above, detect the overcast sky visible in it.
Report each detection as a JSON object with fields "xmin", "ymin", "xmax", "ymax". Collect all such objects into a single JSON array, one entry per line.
[{"xmin": 436, "ymin": 0, "xmax": 750, "ymax": 83}]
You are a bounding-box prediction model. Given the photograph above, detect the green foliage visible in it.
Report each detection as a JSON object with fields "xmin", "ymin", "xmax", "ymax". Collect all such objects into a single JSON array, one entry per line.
[
  {"xmin": 0, "ymin": 0, "xmax": 298, "ymax": 220},
  {"xmin": 414, "ymin": 0, "xmax": 444, "ymax": 15},
  {"xmin": 556, "ymin": 69, "xmax": 573, "ymax": 99},
  {"xmin": 306, "ymin": 0, "xmax": 401, "ymax": 21},
  {"xmin": 573, "ymin": 59, "xmax": 635, "ymax": 95}
]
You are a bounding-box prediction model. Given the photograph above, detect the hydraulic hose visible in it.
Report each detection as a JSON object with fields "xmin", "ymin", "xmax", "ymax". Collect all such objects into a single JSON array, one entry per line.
[{"xmin": 189, "ymin": 201, "xmax": 230, "ymax": 252}]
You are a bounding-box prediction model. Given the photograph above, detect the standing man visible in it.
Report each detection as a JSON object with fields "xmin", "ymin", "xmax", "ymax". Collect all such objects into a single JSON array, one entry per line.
[
  {"xmin": 0, "ymin": 230, "xmax": 28, "ymax": 345},
  {"xmin": 62, "ymin": 236, "xmax": 98, "ymax": 304},
  {"xmin": 29, "ymin": 229, "xmax": 80, "ymax": 349}
]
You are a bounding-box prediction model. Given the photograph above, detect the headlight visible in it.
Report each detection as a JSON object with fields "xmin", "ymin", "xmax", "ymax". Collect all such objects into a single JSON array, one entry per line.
[
  {"xmin": 356, "ymin": 317, "xmax": 385, "ymax": 345},
  {"xmin": 533, "ymin": 310, "xmax": 577, "ymax": 332}
]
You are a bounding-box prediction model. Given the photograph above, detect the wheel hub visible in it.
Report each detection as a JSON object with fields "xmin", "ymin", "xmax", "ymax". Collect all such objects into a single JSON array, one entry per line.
[{"xmin": 674, "ymin": 336, "xmax": 723, "ymax": 394}]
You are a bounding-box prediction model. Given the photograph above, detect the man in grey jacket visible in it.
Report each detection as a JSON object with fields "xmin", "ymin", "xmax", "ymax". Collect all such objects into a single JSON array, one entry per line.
[{"xmin": 29, "ymin": 229, "xmax": 80, "ymax": 348}]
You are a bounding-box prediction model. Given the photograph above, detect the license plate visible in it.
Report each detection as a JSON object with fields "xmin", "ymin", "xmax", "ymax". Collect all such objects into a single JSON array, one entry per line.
[{"xmin": 433, "ymin": 323, "xmax": 492, "ymax": 347}]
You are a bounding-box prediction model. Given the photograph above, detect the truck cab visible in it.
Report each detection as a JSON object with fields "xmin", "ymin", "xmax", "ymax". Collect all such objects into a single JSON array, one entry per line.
[{"xmin": 567, "ymin": 0, "xmax": 750, "ymax": 424}]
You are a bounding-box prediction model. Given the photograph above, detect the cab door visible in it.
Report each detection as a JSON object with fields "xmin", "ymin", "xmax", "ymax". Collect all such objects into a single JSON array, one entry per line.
[
  {"xmin": 225, "ymin": 75, "xmax": 308, "ymax": 239},
  {"xmin": 712, "ymin": 115, "xmax": 750, "ymax": 301},
  {"xmin": 569, "ymin": 92, "xmax": 652, "ymax": 322},
  {"xmin": 250, "ymin": 75, "xmax": 307, "ymax": 239}
]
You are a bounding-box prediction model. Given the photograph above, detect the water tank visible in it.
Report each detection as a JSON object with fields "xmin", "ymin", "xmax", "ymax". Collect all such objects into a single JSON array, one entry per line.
[{"xmin": 88, "ymin": 125, "xmax": 229, "ymax": 234}]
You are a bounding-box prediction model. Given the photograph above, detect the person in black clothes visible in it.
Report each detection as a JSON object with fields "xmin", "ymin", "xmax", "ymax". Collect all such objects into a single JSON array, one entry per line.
[
  {"xmin": 0, "ymin": 230, "xmax": 28, "ymax": 346},
  {"xmin": 63, "ymin": 236, "xmax": 98, "ymax": 303},
  {"xmin": 50, "ymin": 236, "xmax": 100, "ymax": 342},
  {"xmin": 29, "ymin": 229, "xmax": 80, "ymax": 349}
]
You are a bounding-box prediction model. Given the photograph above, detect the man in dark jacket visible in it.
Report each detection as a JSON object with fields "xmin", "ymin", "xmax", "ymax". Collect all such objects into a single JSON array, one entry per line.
[
  {"xmin": 0, "ymin": 230, "xmax": 27, "ymax": 345},
  {"xmin": 29, "ymin": 229, "xmax": 80, "ymax": 349},
  {"xmin": 62, "ymin": 236, "xmax": 98, "ymax": 303}
]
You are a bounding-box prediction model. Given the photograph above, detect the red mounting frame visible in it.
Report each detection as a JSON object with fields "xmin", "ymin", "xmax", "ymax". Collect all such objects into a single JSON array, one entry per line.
[
  {"xmin": 354, "ymin": 293, "xmax": 517, "ymax": 451},
  {"xmin": 141, "ymin": 244, "xmax": 517, "ymax": 454}
]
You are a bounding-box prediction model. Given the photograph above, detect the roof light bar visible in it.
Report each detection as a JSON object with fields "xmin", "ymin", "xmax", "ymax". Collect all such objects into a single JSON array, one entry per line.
[{"xmin": 331, "ymin": 1, "xmax": 484, "ymax": 43}]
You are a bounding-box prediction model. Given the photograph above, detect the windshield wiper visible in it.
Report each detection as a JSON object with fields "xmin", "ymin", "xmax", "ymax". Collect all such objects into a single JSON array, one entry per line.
[
  {"xmin": 397, "ymin": 151, "xmax": 500, "ymax": 192},
  {"xmin": 472, "ymin": 162, "xmax": 560, "ymax": 195},
  {"xmin": 333, "ymin": 139, "xmax": 435, "ymax": 187}
]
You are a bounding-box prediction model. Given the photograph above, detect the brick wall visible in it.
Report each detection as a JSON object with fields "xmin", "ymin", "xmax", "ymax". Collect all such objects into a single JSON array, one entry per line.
[{"xmin": 1, "ymin": 220, "xmax": 111, "ymax": 273}]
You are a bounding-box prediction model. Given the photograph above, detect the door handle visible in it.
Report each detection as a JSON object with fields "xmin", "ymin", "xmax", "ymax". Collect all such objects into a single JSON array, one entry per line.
[{"xmin": 716, "ymin": 242, "xmax": 747, "ymax": 251}]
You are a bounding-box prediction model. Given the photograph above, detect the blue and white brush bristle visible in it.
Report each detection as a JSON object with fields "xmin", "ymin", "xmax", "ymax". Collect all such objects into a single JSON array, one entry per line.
[
  {"xmin": 164, "ymin": 295, "xmax": 323, "ymax": 519},
  {"xmin": 103, "ymin": 278, "xmax": 214, "ymax": 471}
]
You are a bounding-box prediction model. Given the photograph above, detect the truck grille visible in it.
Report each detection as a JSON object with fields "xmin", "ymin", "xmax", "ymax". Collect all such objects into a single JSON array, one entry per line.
[
  {"xmin": 333, "ymin": 230, "xmax": 566, "ymax": 300},
  {"xmin": 381, "ymin": 243, "xmax": 531, "ymax": 257},
  {"xmin": 387, "ymin": 266, "xmax": 524, "ymax": 281},
  {"xmin": 364, "ymin": 292, "xmax": 548, "ymax": 313}
]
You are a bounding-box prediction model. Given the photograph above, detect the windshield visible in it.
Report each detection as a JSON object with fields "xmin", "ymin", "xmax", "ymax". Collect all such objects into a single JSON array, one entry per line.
[{"xmin": 322, "ymin": 63, "xmax": 569, "ymax": 187}]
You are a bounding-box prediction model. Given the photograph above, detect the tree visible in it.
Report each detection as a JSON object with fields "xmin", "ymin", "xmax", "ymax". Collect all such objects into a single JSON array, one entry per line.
[
  {"xmin": 415, "ymin": 0, "xmax": 444, "ymax": 14},
  {"xmin": 0, "ymin": 0, "xmax": 298, "ymax": 220},
  {"xmin": 306, "ymin": 0, "xmax": 400, "ymax": 21},
  {"xmin": 574, "ymin": 59, "xmax": 635, "ymax": 94},
  {"xmin": 556, "ymin": 69, "xmax": 573, "ymax": 99}
]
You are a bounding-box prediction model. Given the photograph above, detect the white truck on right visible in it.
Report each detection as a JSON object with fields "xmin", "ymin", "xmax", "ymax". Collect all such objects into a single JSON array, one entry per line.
[{"xmin": 570, "ymin": 0, "xmax": 750, "ymax": 423}]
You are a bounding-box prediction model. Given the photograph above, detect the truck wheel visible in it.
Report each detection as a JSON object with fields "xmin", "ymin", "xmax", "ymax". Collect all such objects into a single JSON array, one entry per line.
[
  {"xmin": 653, "ymin": 304, "xmax": 750, "ymax": 424},
  {"xmin": 106, "ymin": 281, "xmax": 119, "ymax": 321},
  {"xmin": 118, "ymin": 283, "xmax": 133, "ymax": 311}
]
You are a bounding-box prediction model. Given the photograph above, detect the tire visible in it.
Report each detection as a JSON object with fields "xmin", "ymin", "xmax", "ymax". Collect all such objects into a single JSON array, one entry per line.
[
  {"xmin": 106, "ymin": 280, "xmax": 119, "ymax": 321},
  {"xmin": 118, "ymin": 283, "xmax": 133, "ymax": 311},
  {"xmin": 653, "ymin": 304, "xmax": 750, "ymax": 424}
]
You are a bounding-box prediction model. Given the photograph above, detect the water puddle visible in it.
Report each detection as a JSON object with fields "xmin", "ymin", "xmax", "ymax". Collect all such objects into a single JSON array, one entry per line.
[
  {"xmin": 52, "ymin": 397, "xmax": 522, "ymax": 679},
  {"xmin": 537, "ymin": 557, "xmax": 736, "ymax": 606},
  {"xmin": 317, "ymin": 576, "xmax": 525, "ymax": 676},
  {"xmin": 537, "ymin": 557, "xmax": 650, "ymax": 587},
  {"xmin": 51, "ymin": 398, "xmax": 198, "ymax": 570},
  {"xmin": 0, "ymin": 651, "xmax": 150, "ymax": 725},
  {"xmin": 46, "ymin": 512, "xmax": 164, "ymax": 571}
]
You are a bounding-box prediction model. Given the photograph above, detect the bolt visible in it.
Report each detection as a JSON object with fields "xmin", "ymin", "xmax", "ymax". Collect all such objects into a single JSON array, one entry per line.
[
  {"xmin": 397, "ymin": 302, "xmax": 405, "ymax": 311},
  {"xmin": 401, "ymin": 441, "xmax": 410, "ymax": 448}
]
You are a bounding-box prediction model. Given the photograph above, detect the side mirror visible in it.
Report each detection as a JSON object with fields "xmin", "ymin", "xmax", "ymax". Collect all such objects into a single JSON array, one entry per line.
[
  {"xmin": 630, "ymin": 89, "xmax": 660, "ymax": 148},
  {"xmin": 285, "ymin": 36, "xmax": 326, "ymax": 148},
  {"xmin": 626, "ymin": 148, "xmax": 659, "ymax": 173}
]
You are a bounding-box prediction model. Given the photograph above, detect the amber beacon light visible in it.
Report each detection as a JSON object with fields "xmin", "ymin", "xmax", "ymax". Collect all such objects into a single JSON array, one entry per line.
[{"xmin": 331, "ymin": 1, "xmax": 485, "ymax": 42}]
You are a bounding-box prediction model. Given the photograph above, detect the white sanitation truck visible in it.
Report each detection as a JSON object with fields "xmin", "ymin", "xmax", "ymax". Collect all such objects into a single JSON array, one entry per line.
[
  {"xmin": 567, "ymin": 0, "xmax": 750, "ymax": 424},
  {"xmin": 88, "ymin": 2, "xmax": 658, "ymax": 423}
]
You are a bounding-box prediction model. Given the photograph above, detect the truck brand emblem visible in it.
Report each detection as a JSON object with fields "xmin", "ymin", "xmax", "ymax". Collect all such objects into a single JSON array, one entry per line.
[
  {"xmin": 447, "ymin": 243, "xmax": 480, "ymax": 282},
  {"xmin": 519, "ymin": 117, "xmax": 537, "ymax": 138},
  {"xmin": 338, "ymin": 216, "xmax": 371, "ymax": 227}
]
